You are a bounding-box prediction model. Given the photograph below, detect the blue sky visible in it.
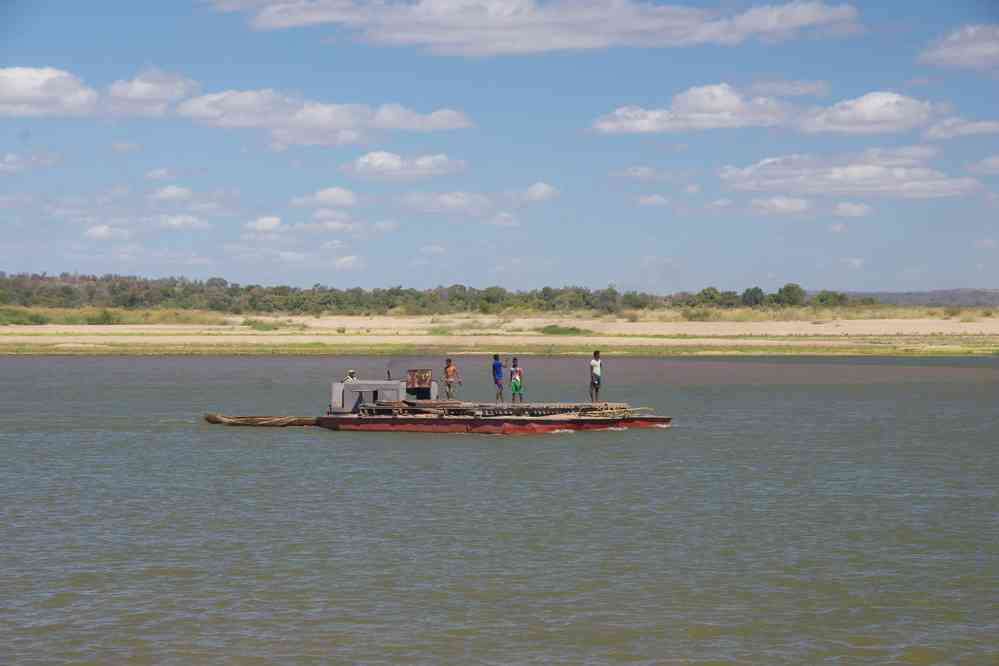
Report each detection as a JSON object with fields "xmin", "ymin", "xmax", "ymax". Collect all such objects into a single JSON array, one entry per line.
[{"xmin": 2, "ymin": 1, "xmax": 998, "ymax": 292}]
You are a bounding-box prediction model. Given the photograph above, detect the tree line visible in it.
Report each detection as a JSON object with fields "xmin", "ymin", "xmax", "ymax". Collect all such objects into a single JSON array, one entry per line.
[{"xmin": 0, "ymin": 272, "xmax": 873, "ymax": 315}]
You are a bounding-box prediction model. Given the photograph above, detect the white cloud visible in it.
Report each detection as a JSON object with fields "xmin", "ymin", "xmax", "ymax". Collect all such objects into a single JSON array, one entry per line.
[
  {"xmin": 176, "ymin": 89, "xmax": 471, "ymax": 147},
  {"xmin": 638, "ymin": 194, "xmax": 670, "ymax": 206},
  {"xmin": 84, "ymin": 225, "xmax": 130, "ymax": 240},
  {"xmin": 159, "ymin": 214, "xmax": 209, "ymax": 230},
  {"xmin": 521, "ymin": 181, "xmax": 559, "ymax": 202},
  {"xmin": 750, "ymin": 195, "xmax": 811, "ymax": 215},
  {"xmin": 107, "ymin": 69, "xmax": 199, "ymax": 116},
  {"xmin": 245, "ymin": 215, "xmax": 285, "ymax": 232},
  {"xmin": 402, "ymin": 191, "xmax": 491, "ymax": 216},
  {"xmin": 420, "ymin": 244, "xmax": 446, "ymax": 255},
  {"xmin": 145, "ymin": 167, "xmax": 174, "ymax": 180},
  {"xmin": 373, "ymin": 220, "xmax": 399, "ymax": 232},
  {"xmin": 748, "ymin": 79, "xmax": 830, "ymax": 97},
  {"xmin": 616, "ymin": 166, "xmax": 673, "ymax": 182},
  {"xmin": 925, "ymin": 116, "xmax": 999, "ymax": 140},
  {"xmin": 841, "ymin": 257, "xmax": 864, "ymax": 269},
  {"xmin": 721, "ymin": 146, "xmax": 980, "ymax": 199},
  {"xmin": 685, "ymin": 183, "xmax": 701, "ymax": 194},
  {"xmin": 322, "ymin": 240, "xmax": 346, "ymax": 250},
  {"xmin": 344, "ymin": 151, "xmax": 465, "ymax": 179},
  {"xmin": 278, "ymin": 250, "xmax": 306, "ymax": 263},
  {"xmin": 150, "ymin": 185, "xmax": 194, "ymax": 202},
  {"xmin": 970, "ymin": 155, "xmax": 999, "ymax": 175},
  {"xmin": 707, "ymin": 198, "xmax": 733, "ymax": 209},
  {"xmin": 833, "ymin": 202, "xmax": 871, "ymax": 217},
  {"xmin": 799, "ymin": 91, "xmax": 935, "ymax": 134},
  {"xmin": 594, "ymin": 83, "xmax": 788, "ymax": 133},
  {"xmin": 334, "ymin": 255, "xmax": 363, "ymax": 271},
  {"xmin": 974, "ymin": 239, "xmax": 997, "ymax": 249},
  {"xmin": 111, "ymin": 141, "xmax": 141, "ymax": 154},
  {"xmin": 291, "ymin": 187, "xmax": 357, "ymax": 207},
  {"xmin": 294, "ymin": 220, "xmax": 361, "ymax": 233},
  {"xmin": 220, "ymin": 0, "xmax": 859, "ymax": 56},
  {"xmin": 0, "ymin": 151, "xmax": 59, "ymax": 174},
  {"xmin": 0, "ymin": 67, "xmax": 98, "ymax": 117},
  {"xmin": 828, "ymin": 222, "xmax": 847, "ymax": 233},
  {"xmin": 920, "ymin": 24, "xmax": 999, "ymax": 70},
  {"xmin": 486, "ymin": 211, "xmax": 519, "ymax": 227}
]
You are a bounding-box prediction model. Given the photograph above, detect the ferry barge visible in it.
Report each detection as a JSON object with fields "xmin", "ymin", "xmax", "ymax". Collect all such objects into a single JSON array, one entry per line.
[{"xmin": 204, "ymin": 371, "xmax": 672, "ymax": 435}]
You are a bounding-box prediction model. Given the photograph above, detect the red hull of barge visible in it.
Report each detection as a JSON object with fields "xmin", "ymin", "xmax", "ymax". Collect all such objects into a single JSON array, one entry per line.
[{"xmin": 316, "ymin": 415, "xmax": 672, "ymax": 435}]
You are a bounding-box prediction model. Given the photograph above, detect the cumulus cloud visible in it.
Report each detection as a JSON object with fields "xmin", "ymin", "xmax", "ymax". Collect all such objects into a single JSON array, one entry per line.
[
  {"xmin": 218, "ymin": 0, "xmax": 859, "ymax": 56},
  {"xmin": 594, "ymin": 83, "xmax": 788, "ymax": 133},
  {"xmin": 372, "ymin": 220, "xmax": 399, "ymax": 232},
  {"xmin": 521, "ymin": 181, "xmax": 559, "ymax": 202},
  {"xmin": 111, "ymin": 141, "xmax": 141, "ymax": 154},
  {"xmin": 343, "ymin": 151, "xmax": 465, "ymax": 179},
  {"xmin": 84, "ymin": 224, "xmax": 130, "ymax": 240},
  {"xmin": 291, "ymin": 187, "xmax": 357, "ymax": 207},
  {"xmin": 486, "ymin": 212, "xmax": 519, "ymax": 227},
  {"xmin": 145, "ymin": 167, "xmax": 174, "ymax": 180},
  {"xmin": 0, "ymin": 67, "xmax": 98, "ymax": 117},
  {"xmin": 107, "ymin": 69, "xmax": 199, "ymax": 116},
  {"xmin": 721, "ymin": 146, "xmax": 979, "ymax": 199},
  {"xmin": 970, "ymin": 155, "xmax": 999, "ymax": 175},
  {"xmin": 799, "ymin": 91, "xmax": 935, "ymax": 134},
  {"xmin": 750, "ymin": 195, "xmax": 811, "ymax": 215},
  {"xmin": 177, "ymin": 89, "xmax": 471, "ymax": 147},
  {"xmin": 277, "ymin": 250, "xmax": 306, "ymax": 263},
  {"xmin": 0, "ymin": 151, "xmax": 59, "ymax": 174},
  {"xmin": 841, "ymin": 257, "xmax": 864, "ymax": 269},
  {"xmin": 159, "ymin": 214, "xmax": 210, "ymax": 230},
  {"xmin": 150, "ymin": 185, "xmax": 194, "ymax": 202},
  {"xmin": 245, "ymin": 215, "xmax": 285, "ymax": 232},
  {"xmin": 919, "ymin": 24, "xmax": 999, "ymax": 70},
  {"xmin": 833, "ymin": 202, "xmax": 871, "ymax": 217},
  {"xmin": 597, "ymin": 87, "xmax": 942, "ymax": 136},
  {"xmin": 925, "ymin": 116, "xmax": 999, "ymax": 140},
  {"xmin": 638, "ymin": 194, "xmax": 670, "ymax": 206},
  {"xmin": 616, "ymin": 166, "xmax": 673, "ymax": 182},
  {"xmin": 402, "ymin": 191, "xmax": 492, "ymax": 216},
  {"xmin": 748, "ymin": 79, "xmax": 830, "ymax": 97},
  {"xmin": 334, "ymin": 255, "xmax": 363, "ymax": 271}
]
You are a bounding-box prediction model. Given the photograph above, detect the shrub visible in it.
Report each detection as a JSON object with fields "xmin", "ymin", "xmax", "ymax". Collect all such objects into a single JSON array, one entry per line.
[
  {"xmin": 537, "ymin": 324, "xmax": 594, "ymax": 335},
  {"xmin": 85, "ymin": 309, "xmax": 123, "ymax": 325}
]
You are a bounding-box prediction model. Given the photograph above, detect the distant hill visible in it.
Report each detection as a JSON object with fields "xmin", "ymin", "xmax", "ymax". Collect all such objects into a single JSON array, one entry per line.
[{"xmin": 846, "ymin": 289, "xmax": 999, "ymax": 306}]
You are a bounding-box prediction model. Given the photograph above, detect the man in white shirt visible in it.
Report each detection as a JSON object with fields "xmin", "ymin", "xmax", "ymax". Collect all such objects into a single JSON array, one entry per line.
[{"xmin": 589, "ymin": 350, "xmax": 602, "ymax": 402}]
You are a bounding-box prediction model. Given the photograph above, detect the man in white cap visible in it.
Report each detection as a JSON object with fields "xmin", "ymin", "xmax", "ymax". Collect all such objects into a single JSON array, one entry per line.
[{"xmin": 343, "ymin": 369, "xmax": 359, "ymax": 383}]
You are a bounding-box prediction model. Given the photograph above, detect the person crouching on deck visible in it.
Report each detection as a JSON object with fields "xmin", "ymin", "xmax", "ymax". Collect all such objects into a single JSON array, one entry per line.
[
  {"xmin": 491, "ymin": 354, "xmax": 506, "ymax": 402},
  {"xmin": 510, "ymin": 358, "xmax": 525, "ymax": 403},
  {"xmin": 443, "ymin": 358, "xmax": 462, "ymax": 399}
]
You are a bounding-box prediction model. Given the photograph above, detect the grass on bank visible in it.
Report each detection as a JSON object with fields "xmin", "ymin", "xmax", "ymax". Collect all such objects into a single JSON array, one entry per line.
[
  {"xmin": 0, "ymin": 306, "xmax": 228, "ymax": 326},
  {"xmin": 2, "ymin": 304, "xmax": 998, "ymax": 328}
]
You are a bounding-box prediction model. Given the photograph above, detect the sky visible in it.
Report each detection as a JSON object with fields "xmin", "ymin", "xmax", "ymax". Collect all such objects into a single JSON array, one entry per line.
[{"xmin": 1, "ymin": 0, "xmax": 998, "ymax": 292}]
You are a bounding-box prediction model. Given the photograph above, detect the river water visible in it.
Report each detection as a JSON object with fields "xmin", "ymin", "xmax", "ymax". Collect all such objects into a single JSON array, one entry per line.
[{"xmin": 1, "ymin": 356, "xmax": 996, "ymax": 664}]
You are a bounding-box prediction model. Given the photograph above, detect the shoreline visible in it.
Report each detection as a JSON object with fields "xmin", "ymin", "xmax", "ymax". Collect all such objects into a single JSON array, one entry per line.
[{"xmin": 2, "ymin": 316, "xmax": 998, "ymax": 357}]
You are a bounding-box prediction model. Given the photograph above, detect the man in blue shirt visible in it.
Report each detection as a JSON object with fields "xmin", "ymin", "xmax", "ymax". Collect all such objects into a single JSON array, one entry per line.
[{"xmin": 491, "ymin": 354, "xmax": 506, "ymax": 402}]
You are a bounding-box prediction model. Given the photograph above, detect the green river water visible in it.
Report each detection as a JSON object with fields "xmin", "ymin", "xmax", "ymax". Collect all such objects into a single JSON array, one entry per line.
[{"xmin": 1, "ymin": 356, "xmax": 996, "ymax": 664}]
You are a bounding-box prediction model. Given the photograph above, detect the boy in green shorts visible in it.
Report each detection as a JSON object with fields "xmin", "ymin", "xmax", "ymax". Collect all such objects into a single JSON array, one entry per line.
[{"xmin": 510, "ymin": 357, "xmax": 525, "ymax": 403}]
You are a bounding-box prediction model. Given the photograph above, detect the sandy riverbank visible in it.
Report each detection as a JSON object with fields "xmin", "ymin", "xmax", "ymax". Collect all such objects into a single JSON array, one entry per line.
[{"xmin": 2, "ymin": 314, "xmax": 999, "ymax": 355}]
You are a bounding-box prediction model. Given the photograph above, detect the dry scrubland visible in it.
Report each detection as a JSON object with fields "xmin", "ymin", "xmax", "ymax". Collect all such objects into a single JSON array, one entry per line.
[{"xmin": 2, "ymin": 305, "xmax": 999, "ymax": 356}]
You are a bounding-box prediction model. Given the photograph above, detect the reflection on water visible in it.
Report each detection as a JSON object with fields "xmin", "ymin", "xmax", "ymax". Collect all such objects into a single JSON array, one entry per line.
[{"xmin": 1, "ymin": 356, "xmax": 997, "ymax": 664}]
